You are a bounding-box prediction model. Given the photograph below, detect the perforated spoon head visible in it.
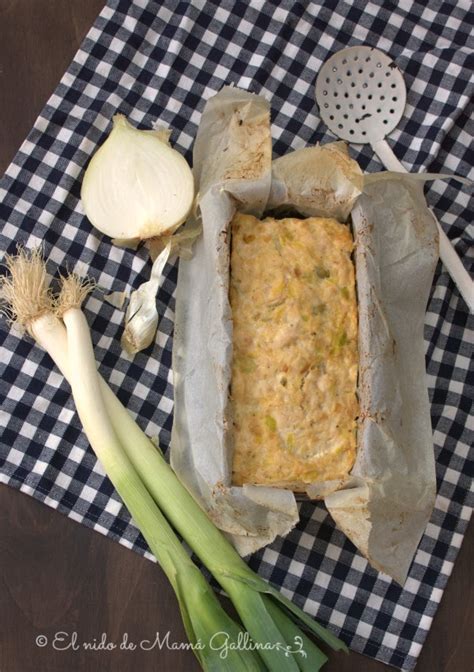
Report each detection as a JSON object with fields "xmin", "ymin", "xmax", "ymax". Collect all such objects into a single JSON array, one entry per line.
[{"xmin": 315, "ymin": 46, "xmax": 407, "ymax": 144}]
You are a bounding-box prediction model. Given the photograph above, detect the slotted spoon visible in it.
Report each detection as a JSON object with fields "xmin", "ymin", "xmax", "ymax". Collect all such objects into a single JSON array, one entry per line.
[{"xmin": 315, "ymin": 45, "xmax": 473, "ymax": 312}]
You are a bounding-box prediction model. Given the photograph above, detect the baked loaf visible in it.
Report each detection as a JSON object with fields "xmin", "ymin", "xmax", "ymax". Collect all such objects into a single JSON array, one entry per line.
[{"xmin": 230, "ymin": 213, "xmax": 358, "ymax": 491}]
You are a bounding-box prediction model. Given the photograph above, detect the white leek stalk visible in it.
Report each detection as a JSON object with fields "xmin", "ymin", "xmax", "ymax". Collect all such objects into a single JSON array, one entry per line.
[{"xmin": 58, "ymin": 286, "xmax": 333, "ymax": 671}]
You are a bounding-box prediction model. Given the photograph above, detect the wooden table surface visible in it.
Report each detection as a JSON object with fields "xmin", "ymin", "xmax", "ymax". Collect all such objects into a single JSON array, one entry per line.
[{"xmin": 0, "ymin": 2, "xmax": 472, "ymax": 671}]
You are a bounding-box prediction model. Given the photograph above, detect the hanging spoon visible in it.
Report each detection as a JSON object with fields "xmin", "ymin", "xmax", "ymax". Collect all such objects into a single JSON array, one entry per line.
[{"xmin": 315, "ymin": 45, "xmax": 473, "ymax": 312}]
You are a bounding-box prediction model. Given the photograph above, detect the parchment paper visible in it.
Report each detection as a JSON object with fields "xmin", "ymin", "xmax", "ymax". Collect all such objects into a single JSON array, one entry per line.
[
  {"xmin": 267, "ymin": 141, "xmax": 363, "ymax": 222},
  {"xmin": 171, "ymin": 87, "xmax": 438, "ymax": 581},
  {"xmin": 325, "ymin": 178, "xmax": 438, "ymax": 584}
]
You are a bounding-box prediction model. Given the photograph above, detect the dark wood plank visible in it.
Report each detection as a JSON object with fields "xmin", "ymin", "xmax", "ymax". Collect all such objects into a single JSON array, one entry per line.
[
  {"xmin": 0, "ymin": 2, "xmax": 472, "ymax": 671},
  {"xmin": 1, "ymin": 486, "xmax": 472, "ymax": 671},
  {"xmin": 0, "ymin": 0, "xmax": 105, "ymax": 174},
  {"xmin": 0, "ymin": 485, "xmax": 200, "ymax": 672}
]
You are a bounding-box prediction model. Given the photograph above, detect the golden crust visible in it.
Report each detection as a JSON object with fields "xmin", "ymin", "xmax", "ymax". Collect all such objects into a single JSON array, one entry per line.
[{"xmin": 230, "ymin": 213, "xmax": 358, "ymax": 489}]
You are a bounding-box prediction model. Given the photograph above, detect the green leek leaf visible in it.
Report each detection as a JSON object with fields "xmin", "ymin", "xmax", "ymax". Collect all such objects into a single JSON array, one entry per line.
[
  {"xmin": 218, "ymin": 570, "xmax": 348, "ymax": 653},
  {"xmin": 263, "ymin": 595, "xmax": 328, "ymax": 672}
]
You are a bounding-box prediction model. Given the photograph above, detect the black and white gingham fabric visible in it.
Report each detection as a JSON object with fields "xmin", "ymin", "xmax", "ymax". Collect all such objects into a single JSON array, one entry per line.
[{"xmin": 1, "ymin": 1, "xmax": 472, "ymax": 669}]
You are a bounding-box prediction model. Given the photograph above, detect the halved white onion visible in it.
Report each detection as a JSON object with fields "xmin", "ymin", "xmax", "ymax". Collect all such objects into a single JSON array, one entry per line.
[{"xmin": 81, "ymin": 115, "xmax": 194, "ymax": 240}]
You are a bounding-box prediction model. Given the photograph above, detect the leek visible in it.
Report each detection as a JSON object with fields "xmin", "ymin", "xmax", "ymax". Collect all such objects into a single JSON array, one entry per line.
[
  {"xmin": 1, "ymin": 250, "xmax": 348, "ymax": 671},
  {"xmin": 57, "ymin": 285, "xmax": 336, "ymax": 669},
  {"xmin": 1, "ymin": 251, "xmax": 262, "ymax": 671}
]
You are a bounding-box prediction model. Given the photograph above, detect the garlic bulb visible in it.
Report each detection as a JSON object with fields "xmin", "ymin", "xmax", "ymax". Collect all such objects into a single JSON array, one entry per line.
[{"xmin": 81, "ymin": 115, "xmax": 194, "ymax": 240}]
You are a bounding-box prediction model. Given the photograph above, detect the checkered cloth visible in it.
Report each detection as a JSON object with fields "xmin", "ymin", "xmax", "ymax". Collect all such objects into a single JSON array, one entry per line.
[{"xmin": 1, "ymin": 1, "xmax": 472, "ymax": 669}]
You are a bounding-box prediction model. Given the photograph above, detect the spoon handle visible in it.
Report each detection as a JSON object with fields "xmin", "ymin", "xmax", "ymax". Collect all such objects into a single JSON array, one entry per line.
[
  {"xmin": 370, "ymin": 139, "xmax": 474, "ymax": 312},
  {"xmin": 370, "ymin": 139, "xmax": 407, "ymax": 172}
]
